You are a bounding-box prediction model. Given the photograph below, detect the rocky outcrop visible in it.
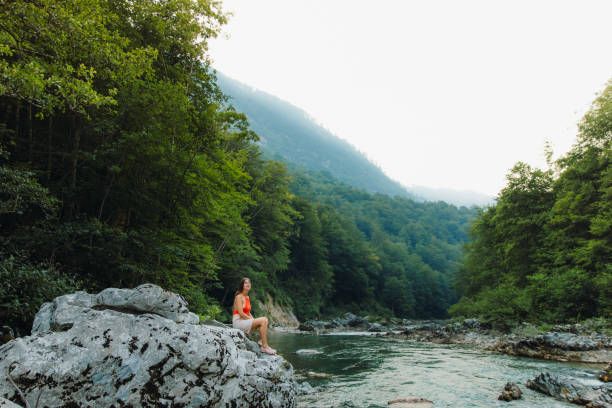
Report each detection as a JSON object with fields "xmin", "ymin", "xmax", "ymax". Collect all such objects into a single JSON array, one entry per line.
[
  {"xmin": 526, "ymin": 372, "xmax": 612, "ymax": 407},
  {"xmin": 498, "ymin": 382, "xmax": 522, "ymax": 401},
  {"xmin": 256, "ymin": 294, "xmax": 299, "ymax": 328},
  {"xmin": 489, "ymin": 332, "xmax": 612, "ymax": 363},
  {"xmin": 299, "ymin": 313, "xmax": 388, "ymax": 333},
  {"xmin": 376, "ymin": 319, "xmax": 612, "ymax": 363},
  {"xmin": 382, "ymin": 320, "xmax": 499, "ymax": 348},
  {"xmin": 0, "ymin": 284, "xmax": 296, "ymax": 408}
]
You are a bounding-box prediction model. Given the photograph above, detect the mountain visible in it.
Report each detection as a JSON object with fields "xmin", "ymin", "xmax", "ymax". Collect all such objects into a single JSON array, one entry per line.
[
  {"xmin": 216, "ymin": 72, "xmax": 491, "ymax": 207},
  {"xmin": 216, "ymin": 72, "xmax": 414, "ymax": 198}
]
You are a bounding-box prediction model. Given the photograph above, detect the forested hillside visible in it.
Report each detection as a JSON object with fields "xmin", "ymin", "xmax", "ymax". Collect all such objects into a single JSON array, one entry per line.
[
  {"xmin": 216, "ymin": 72, "xmax": 495, "ymax": 207},
  {"xmin": 282, "ymin": 165, "xmax": 477, "ymax": 319},
  {"xmin": 0, "ymin": 0, "xmax": 480, "ymax": 335},
  {"xmin": 450, "ymin": 81, "xmax": 612, "ymax": 328},
  {"xmin": 215, "ymin": 72, "xmax": 414, "ymax": 198}
]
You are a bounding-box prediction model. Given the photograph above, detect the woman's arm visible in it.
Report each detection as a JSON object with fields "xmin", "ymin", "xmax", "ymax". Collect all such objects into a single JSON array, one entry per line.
[{"xmin": 234, "ymin": 295, "xmax": 251, "ymax": 319}]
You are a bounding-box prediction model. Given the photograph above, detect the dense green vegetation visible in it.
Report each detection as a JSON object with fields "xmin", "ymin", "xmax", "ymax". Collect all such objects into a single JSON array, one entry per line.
[
  {"xmin": 282, "ymin": 166, "xmax": 476, "ymax": 319},
  {"xmin": 450, "ymin": 81, "xmax": 612, "ymax": 328},
  {"xmin": 0, "ymin": 0, "xmax": 476, "ymax": 334}
]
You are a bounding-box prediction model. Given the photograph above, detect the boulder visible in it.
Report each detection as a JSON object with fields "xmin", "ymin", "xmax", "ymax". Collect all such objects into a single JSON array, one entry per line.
[
  {"xmin": 489, "ymin": 332, "xmax": 612, "ymax": 363},
  {"xmin": 32, "ymin": 283, "xmax": 200, "ymax": 335},
  {"xmin": 599, "ymin": 361, "xmax": 612, "ymax": 383},
  {"xmin": 298, "ymin": 323, "xmax": 315, "ymax": 332},
  {"xmin": 296, "ymin": 349, "xmax": 323, "ymax": 355},
  {"xmin": 368, "ymin": 323, "xmax": 387, "ymax": 332},
  {"xmin": 343, "ymin": 313, "xmax": 368, "ymax": 328},
  {"xmin": 463, "ymin": 318, "xmax": 481, "ymax": 329},
  {"xmin": 526, "ymin": 372, "xmax": 612, "ymax": 407},
  {"xmin": 0, "ymin": 284, "xmax": 296, "ymax": 408},
  {"xmin": 296, "ymin": 381, "xmax": 320, "ymax": 395},
  {"xmin": 498, "ymin": 382, "xmax": 522, "ymax": 401},
  {"xmin": 303, "ymin": 320, "xmax": 332, "ymax": 330},
  {"xmin": 542, "ymin": 332, "xmax": 600, "ymax": 351},
  {"xmin": 388, "ymin": 397, "xmax": 434, "ymax": 407}
]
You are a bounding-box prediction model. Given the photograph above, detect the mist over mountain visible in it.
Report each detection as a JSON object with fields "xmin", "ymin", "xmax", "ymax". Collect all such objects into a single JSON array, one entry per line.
[
  {"xmin": 217, "ymin": 72, "xmax": 490, "ymax": 207},
  {"xmin": 216, "ymin": 72, "xmax": 413, "ymax": 198},
  {"xmin": 407, "ymin": 186, "xmax": 495, "ymax": 207}
]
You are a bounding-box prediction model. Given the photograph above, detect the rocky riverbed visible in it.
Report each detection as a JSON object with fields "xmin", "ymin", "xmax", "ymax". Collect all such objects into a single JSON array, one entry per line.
[
  {"xmin": 294, "ymin": 315, "xmax": 612, "ymax": 364},
  {"xmin": 0, "ymin": 284, "xmax": 296, "ymax": 408},
  {"xmin": 287, "ymin": 315, "xmax": 612, "ymax": 407}
]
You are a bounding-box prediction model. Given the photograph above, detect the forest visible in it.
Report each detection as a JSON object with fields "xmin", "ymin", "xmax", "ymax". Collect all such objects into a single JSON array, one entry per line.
[
  {"xmin": 450, "ymin": 81, "xmax": 612, "ymax": 328},
  {"xmin": 0, "ymin": 0, "xmax": 475, "ymax": 335},
  {"xmin": 1, "ymin": 0, "xmax": 609, "ymax": 337}
]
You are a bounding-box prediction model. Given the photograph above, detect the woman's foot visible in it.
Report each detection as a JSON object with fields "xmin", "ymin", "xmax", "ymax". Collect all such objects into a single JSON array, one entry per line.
[
  {"xmin": 258, "ymin": 341, "xmax": 276, "ymax": 354},
  {"xmin": 261, "ymin": 346, "xmax": 276, "ymax": 355}
]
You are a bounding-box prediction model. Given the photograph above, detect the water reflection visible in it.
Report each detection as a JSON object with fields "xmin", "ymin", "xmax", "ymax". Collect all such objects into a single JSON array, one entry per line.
[{"xmin": 268, "ymin": 330, "xmax": 603, "ymax": 408}]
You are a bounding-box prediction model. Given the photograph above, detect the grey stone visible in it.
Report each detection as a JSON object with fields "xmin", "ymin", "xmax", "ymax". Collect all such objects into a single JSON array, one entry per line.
[
  {"xmin": 298, "ymin": 323, "xmax": 315, "ymax": 332},
  {"xmin": 0, "ymin": 397, "xmax": 21, "ymax": 408},
  {"xmin": 542, "ymin": 332, "xmax": 599, "ymax": 351},
  {"xmin": 296, "ymin": 381, "xmax": 320, "ymax": 395},
  {"xmin": 489, "ymin": 332, "xmax": 612, "ymax": 362},
  {"xmin": 388, "ymin": 397, "xmax": 434, "ymax": 407},
  {"xmin": 0, "ymin": 284, "xmax": 296, "ymax": 407},
  {"xmin": 367, "ymin": 323, "xmax": 387, "ymax": 332},
  {"xmin": 498, "ymin": 382, "xmax": 522, "ymax": 401},
  {"xmin": 463, "ymin": 318, "xmax": 481, "ymax": 329},
  {"xmin": 526, "ymin": 372, "xmax": 612, "ymax": 408}
]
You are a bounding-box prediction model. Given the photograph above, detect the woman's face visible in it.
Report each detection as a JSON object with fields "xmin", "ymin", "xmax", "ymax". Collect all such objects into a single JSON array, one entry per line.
[{"xmin": 243, "ymin": 279, "xmax": 251, "ymax": 291}]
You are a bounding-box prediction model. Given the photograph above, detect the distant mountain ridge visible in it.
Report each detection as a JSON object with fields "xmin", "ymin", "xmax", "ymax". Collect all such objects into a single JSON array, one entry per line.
[
  {"xmin": 407, "ymin": 186, "xmax": 495, "ymax": 207},
  {"xmin": 216, "ymin": 72, "xmax": 492, "ymax": 207}
]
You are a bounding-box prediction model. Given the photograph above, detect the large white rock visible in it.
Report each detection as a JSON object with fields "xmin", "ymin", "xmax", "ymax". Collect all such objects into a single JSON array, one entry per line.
[{"xmin": 0, "ymin": 284, "xmax": 296, "ymax": 407}]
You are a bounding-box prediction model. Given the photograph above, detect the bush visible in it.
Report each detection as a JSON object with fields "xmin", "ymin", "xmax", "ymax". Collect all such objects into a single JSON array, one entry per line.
[{"xmin": 0, "ymin": 255, "xmax": 81, "ymax": 335}]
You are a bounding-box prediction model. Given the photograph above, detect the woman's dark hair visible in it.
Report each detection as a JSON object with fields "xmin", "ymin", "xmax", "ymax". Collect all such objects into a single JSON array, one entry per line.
[{"xmin": 235, "ymin": 277, "xmax": 251, "ymax": 296}]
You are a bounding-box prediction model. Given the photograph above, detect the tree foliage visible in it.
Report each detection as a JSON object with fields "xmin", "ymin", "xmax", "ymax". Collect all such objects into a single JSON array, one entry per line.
[
  {"xmin": 451, "ymin": 80, "xmax": 612, "ymax": 326},
  {"xmin": 1, "ymin": 0, "xmax": 479, "ymax": 333}
]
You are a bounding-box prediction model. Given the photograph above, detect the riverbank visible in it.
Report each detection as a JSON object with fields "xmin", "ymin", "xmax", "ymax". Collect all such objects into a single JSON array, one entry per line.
[
  {"xmin": 282, "ymin": 315, "xmax": 612, "ymax": 364},
  {"xmin": 270, "ymin": 330, "xmax": 612, "ymax": 408}
]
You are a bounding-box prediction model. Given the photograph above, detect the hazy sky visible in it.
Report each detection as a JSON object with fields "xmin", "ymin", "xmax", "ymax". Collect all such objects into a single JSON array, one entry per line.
[{"xmin": 209, "ymin": 0, "xmax": 612, "ymax": 196}]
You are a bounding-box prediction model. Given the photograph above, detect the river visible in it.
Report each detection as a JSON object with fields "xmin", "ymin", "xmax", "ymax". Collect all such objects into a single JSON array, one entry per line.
[{"xmin": 268, "ymin": 331, "xmax": 603, "ymax": 408}]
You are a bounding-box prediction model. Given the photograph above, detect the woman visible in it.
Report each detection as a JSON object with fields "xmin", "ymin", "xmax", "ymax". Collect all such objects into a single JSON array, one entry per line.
[{"xmin": 232, "ymin": 278, "xmax": 276, "ymax": 355}]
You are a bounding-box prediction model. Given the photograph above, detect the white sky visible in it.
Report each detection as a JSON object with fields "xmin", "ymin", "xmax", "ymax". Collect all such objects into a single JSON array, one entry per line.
[{"xmin": 209, "ymin": 0, "xmax": 612, "ymax": 196}]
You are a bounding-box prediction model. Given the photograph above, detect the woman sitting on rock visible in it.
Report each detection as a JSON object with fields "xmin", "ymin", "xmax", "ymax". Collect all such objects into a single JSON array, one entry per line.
[{"xmin": 232, "ymin": 278, "xmax": 276, "ymax": 355}]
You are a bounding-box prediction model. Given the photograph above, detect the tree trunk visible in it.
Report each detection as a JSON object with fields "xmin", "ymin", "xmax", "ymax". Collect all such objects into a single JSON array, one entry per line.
[
  {"xmin": 15, "ymin": 99, "xmax": 21, "ymax": 143},
  {"xmin": 27, "ymin": 102, "xmax": 33, "ymax": 162},
  {"xmin": 47, "ymin": 116, "xmax": 53, "ymax": 182},
  {"xmin": 98, "ymin": 170, "xmax": 116, "ymax": 220},
  {"xmin": 70, "ymin": 115, "xmax": 80, "ymax": 191}
]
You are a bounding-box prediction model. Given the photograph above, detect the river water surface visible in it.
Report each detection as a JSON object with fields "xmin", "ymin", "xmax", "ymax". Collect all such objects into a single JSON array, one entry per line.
[{"xmin": 268, "ymin": 331, "xmax": 604, "ymax": 408}]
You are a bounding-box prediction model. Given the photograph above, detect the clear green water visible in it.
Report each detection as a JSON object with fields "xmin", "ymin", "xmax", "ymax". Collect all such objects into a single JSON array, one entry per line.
[{"xmin": 267, "ymin": 331, "xmax": 604, "ymax": 408}]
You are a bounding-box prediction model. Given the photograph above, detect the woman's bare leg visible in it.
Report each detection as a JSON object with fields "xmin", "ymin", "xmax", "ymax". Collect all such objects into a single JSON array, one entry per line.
[{"xmin": 251, "ymin": 317, "xmax": 269, "ymax": 347}]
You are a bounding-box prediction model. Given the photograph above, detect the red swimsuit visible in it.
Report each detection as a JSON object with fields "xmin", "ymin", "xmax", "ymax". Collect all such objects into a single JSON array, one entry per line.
[{"xmin": 233, "ymin": 296, "xmax": 251, "ymax": 315}]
